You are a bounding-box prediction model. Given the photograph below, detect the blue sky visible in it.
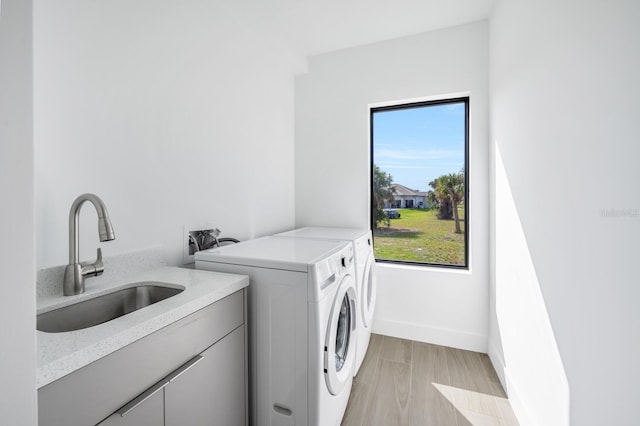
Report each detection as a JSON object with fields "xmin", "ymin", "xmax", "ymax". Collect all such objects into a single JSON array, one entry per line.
[{"xmin": 373, "ymin": 102, "xmax": 465, "ymax": 192}]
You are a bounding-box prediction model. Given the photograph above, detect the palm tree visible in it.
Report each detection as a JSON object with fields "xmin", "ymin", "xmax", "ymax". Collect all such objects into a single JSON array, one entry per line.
[
  {"xmin": 429, "ymin": 178, "xmax": 453, "ymax": 220},
  {"xmin": 440, "ymin": 172, "xmax": 465, "ymax": 233}
]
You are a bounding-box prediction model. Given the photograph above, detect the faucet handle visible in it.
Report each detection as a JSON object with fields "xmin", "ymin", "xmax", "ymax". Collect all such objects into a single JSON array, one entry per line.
[
  {"xmin": 80, "ymin": 247, "xmax": 105, "ymax": 278},
  {"xmin": 94, "ymin": 248, "xmax": 105, "ymax": 276}
]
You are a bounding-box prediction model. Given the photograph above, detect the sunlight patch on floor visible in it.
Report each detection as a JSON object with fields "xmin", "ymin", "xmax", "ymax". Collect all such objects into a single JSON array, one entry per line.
[{"xmin": 433, "ymin": 383, "xmax": 519, "ymax": 426}]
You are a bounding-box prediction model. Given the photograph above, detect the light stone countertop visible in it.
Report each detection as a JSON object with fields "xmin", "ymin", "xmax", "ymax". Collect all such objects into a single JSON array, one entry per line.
[{"xmin": 37, "ymin": 266, "xmax": 249, "ymax": 389}]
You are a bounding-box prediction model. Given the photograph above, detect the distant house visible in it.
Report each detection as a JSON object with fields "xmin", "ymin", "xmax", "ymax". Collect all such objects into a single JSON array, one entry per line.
[{"xmin": 385, "ymin": 183, "xmax": 430, "ymax": 209}]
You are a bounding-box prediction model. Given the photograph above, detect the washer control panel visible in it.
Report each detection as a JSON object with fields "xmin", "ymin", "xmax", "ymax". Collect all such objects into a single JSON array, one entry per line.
[{"xmin": 310, "ymin": 243, "xmax": 354, "ymax": 302}]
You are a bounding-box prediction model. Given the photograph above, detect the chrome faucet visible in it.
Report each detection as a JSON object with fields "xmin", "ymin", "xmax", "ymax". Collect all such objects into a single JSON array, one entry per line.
[{"xmin": 63, "ymin": 193, "xmax": 116, "ymax": 295}]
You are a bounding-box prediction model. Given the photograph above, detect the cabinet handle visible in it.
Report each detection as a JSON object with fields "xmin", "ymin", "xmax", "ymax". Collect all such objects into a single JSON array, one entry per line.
[
  {"xmin": 166, "ymin": 355, "xmax": 204, "ymax": 383},
  {"xmin": 116, "ymin": 379, "xmax": 169, "ymax": 417}
]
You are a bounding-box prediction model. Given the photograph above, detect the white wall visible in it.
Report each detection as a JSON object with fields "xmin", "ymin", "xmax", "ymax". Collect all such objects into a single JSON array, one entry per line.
[
  {"xmin": 491, "ymin": 145, "xmax": 569, "ymax": 425},
  {"xmin": 490, "ymin": 0, "xmax": 640, "ymax": 424},
  {"xmin": 295, "ymin": 22, "xmax": 490, "ymax": 352},
  {"xmin": 0, "ymin": 0, "xmax": 37, "ymax": 423},
  {"xmin": 34, "ymin": 0, "xmax": 303, "ymax": 270}
]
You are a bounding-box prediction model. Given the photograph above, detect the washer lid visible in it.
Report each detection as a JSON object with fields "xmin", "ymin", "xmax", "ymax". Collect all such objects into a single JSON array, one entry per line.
[
  {"xmin": 194, "ymin": 236, "xmax": 349, "ymax": 272},
  {"xmin": 275, "ymin": 227, "xmax": 369, "ymax": 241}
]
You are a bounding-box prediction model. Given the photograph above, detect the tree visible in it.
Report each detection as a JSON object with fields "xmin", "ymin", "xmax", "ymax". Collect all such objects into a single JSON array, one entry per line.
[
  {"xmin": 429, "ymin": 170, "xmax": 465, "ymax": 233},
  {"xmin": 426, "ymin": 189, "xmax": 437, "ymax": 209},
  {"xmin": 429, "ymin": 178, "xmax": 453, "ymax": 220},
  {"xmin": 441, "ymin": 172, "xmax": 465, "ymax": 233},
  {"xmin": 372, "ymin": 165, "xmax": 395, "ymax": 228}
]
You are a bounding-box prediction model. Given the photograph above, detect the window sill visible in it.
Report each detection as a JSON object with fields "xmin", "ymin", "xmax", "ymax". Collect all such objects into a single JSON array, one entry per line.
[{"xmin": 375, "ymin": 260, "xmax": 471, "ymax": 275}]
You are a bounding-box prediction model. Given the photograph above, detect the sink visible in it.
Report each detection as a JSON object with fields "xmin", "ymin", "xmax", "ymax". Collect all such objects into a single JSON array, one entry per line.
[{"xmin": 37, "ymin": 282, "xmax": 184, "ymax": 333}]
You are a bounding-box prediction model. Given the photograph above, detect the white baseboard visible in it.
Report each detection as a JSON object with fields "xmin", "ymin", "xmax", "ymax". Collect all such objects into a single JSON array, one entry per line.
[
  {"xmin": 503, "ymin": 368, "xmax": 536, "ymax": 426},
  {"xmin": 488, "ymin": 341, "xmax": 507, "ymax": 391},
  {"xmin": 372, "ymin": 318, "xmax": 488, "ymax": 353},
  {"xmin": 488, "ymin": 342, "xmax": 534, "ymax": 426}
]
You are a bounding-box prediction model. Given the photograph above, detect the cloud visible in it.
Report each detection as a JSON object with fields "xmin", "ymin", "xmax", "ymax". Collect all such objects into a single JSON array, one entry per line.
[
  {"xmin": 442, "ymin": 103, "xmax": 465, "ymax": 113},
  {"xmin": 375, "ymin": 148, "xmax": 463, "ymax": 161}
]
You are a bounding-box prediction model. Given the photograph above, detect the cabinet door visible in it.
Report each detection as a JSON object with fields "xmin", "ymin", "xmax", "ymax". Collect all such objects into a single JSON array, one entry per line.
[
  {"xmin": 165, "ymin": 325, "xmax": 246, "ymax": 426},
  {"xmin": 96, "ymin": 385, "xmax": 164, "ymax": 426}
]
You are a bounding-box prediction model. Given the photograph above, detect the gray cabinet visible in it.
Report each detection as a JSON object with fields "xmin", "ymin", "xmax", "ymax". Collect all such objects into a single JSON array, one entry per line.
[
  {"xmin": 98, "ymin": 325, "xmax": 246, "ymax": 426},
  {"xmin": 39, "ymin": 289, "xmax": 247, "ymax": 426},
  {"xmin": 165, "ymin": 325, "xmax": 246, "ymax": 426}
]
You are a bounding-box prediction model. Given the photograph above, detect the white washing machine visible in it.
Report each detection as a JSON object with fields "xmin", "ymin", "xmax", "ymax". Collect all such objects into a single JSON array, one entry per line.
[
  {"xmin": 273, "ymin": 227, "xmax": 377, "ymax": 376},
  {"xmin": 195, "ymin": 236, "xmax": 357, "ymax": 426}
]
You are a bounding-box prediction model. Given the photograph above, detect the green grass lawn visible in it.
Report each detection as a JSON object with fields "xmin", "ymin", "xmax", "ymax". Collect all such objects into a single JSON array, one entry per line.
[{"xmin": 373, "ymin": 208, "xmax": 466, "ymax": 265}]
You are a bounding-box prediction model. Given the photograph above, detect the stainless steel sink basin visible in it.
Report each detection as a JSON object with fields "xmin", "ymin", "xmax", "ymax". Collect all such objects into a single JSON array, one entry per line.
[{"xmin": 37, "ymin": 282, "xmax": 184, "ymax": 333}]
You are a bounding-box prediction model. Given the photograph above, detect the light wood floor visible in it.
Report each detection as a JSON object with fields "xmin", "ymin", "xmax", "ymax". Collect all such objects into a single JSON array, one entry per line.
[{"xmin": 342, "ymin": 334, "xmax": 519, "ymax": 426}]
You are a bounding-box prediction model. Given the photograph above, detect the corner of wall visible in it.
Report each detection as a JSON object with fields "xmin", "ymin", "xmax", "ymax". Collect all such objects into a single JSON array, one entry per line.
[
  {"xmin": 487, "ymin": 340, "xmax": 506, "ymax": 391},
  {"xmin": 0, "ymin": 0, "xmax": 37, "ymax": 423}
]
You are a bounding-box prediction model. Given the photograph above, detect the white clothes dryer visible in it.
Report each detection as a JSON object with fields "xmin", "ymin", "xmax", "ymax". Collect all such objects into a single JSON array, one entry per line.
[
  {"xmin": 195, "ymin": 236, "xmax": 357, "ymax": 426},
  {"xmin": 273, "ymin": 227, "xmax": 377, "ymax": 376}
]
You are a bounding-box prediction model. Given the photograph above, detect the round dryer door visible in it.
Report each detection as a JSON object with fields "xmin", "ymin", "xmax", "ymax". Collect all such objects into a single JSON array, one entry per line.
[
  {"xmin": 324, "ymin": 274, "xmax": 357, "ymax": 396},
  {"xmin": 360, "ymin": 252, "xmax": 377, "ymax": 329}
]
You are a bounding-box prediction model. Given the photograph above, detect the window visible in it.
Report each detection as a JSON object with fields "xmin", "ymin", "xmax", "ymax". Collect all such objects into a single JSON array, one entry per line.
[{"xmin": 370, "ymin": 97, "xmax": 469, "ymax": 268}]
